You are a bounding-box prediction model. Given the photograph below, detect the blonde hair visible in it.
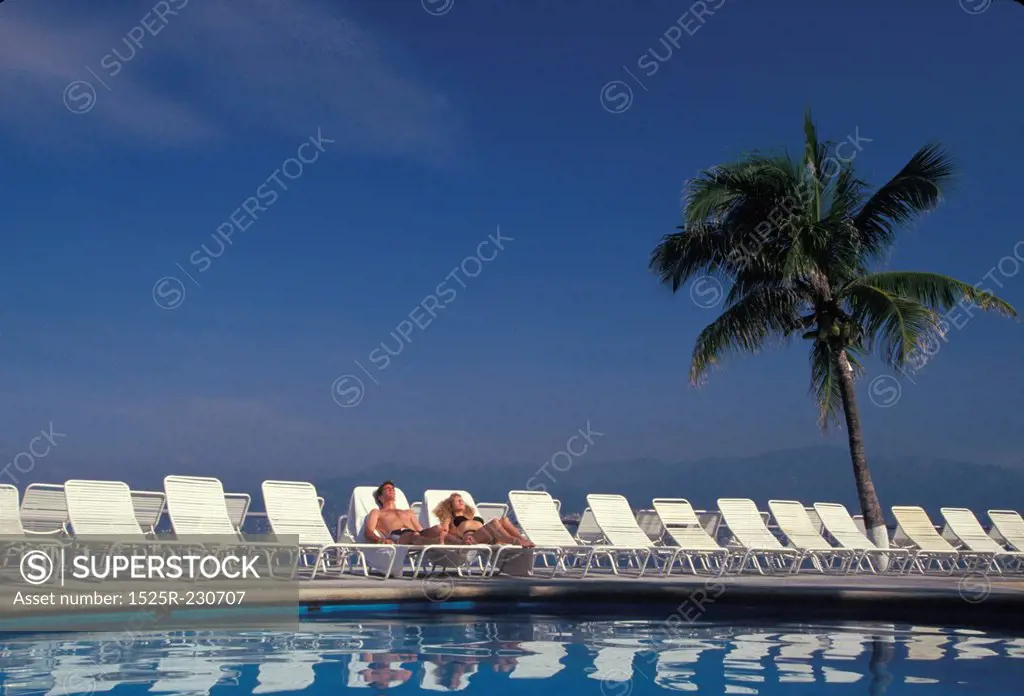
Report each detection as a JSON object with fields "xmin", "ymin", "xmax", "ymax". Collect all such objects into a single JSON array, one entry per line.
[{"xmin": 433, "ymin": 493, "xmax": 476, "ymax": 525}]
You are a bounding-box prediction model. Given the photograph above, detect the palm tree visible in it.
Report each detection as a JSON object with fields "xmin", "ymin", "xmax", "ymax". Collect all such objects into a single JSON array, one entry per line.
[{"xmin": 649, "ymin": 111, "xmax": 1017, "ymax": 549}]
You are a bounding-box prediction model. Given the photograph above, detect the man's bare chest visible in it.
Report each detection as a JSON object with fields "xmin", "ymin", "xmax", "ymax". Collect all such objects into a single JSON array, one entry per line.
[{"xmin": 378, "ymin": 509, "xmax": 407, "ymax": 527}]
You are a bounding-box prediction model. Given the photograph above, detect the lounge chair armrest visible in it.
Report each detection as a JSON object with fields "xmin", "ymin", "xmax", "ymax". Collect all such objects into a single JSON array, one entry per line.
[{"xmin": 23, "ymin": 528, "xmax": 67, "ymax": 536}]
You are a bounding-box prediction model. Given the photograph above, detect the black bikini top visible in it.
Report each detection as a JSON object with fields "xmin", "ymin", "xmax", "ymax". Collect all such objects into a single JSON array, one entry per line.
[{"xmin": 452, "ymin": 515, "xmax": 484, "ymax": 527}]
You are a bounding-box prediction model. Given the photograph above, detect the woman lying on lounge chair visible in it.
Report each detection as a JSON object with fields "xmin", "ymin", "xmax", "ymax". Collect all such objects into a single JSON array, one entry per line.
[{"xmin": 433, "ymin": 494, "xmax": 535, "ymax": 547}]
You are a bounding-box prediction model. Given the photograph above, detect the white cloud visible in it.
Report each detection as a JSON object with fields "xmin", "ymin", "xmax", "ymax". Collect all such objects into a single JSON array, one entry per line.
[{"xmin": 0, "ymin": 0, "xmax": 459, "ymax": 159}]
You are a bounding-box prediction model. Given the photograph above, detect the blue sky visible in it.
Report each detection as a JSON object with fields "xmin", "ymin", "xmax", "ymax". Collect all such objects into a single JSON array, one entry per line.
[{"xmin": 1, "ymin": 0, "xmax": 1022, "ymax": 486}]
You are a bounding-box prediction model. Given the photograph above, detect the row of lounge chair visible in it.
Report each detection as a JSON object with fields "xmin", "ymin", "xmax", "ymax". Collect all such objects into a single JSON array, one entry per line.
[
  {"xmin": 2, "ymin": 479, "xmax": 1022, "ymax": 580},
  {"xmin": 582, "ymin": 497, "xmax": 1024, "ymax": 576},
  {"xmin": 3, "ymin": 481, "xmax": 270, "ymax": 536}
]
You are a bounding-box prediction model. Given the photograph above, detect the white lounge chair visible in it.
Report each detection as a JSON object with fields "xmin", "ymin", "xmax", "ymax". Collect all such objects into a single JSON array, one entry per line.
[
  {"xmin": 19, "ymin": 483, "xmax": 69, "ymax": 535},
  {"xmin": 891, "ymin": 506, "xmax": 964, "ymax": 574},
  {"xmin": 64, "ymin": 480, "xmax": 176, "ymax": 562},
  {"xmin": 508, "ymin": 491, "xmax": 615, "ymax": 577},
  {"xmin": 587, "ymin": 494, "xmax": 680, "ymax": 576},
  {"xmin": 0, "ymin": 485, "xmax": 64, "ymax": 564},
  {"xmin": 563, "ymin": 508, "xmax": 614, "ymax": 574},
  {"xmin": 651, "ymin": 498, "xmax": 731, "ymax": 575},
  {"xmin": 262, "ymin": 480, "xmax": 394, "ymax": 579},
  {"xmin": 0, "ymin": 484, "xmax": 24, "ymax": 537},
  {"xmin": 65, "ymin": 480, "xmax": 150, "ymax": 539},
  {"xmin": 574, "ymin": 508, "xmax": 604, "ymax": 544},
  {"xmin": 343, "ymin": 485, "xmax": 491, "ymax": 579},
  {"xmin": 165, "ymin": 476, "xmax": 242, "ymax": 536},
  {"xmin": 342, "ymin": 486, "xmax": 409, "ymax": 578},
  {"xmin": 717, "ymin": 498, "xmax": 802, "ymax": 574},
  {"xmin": 130, "ymin": 490, "xmax": 165, "ymax": 536},
  {"xmin": 475, "ymin": 502, "xmax": 509, "ymax": 523},
  {"xmin": 768, "ymin": 500, "xmax": 859, "ymax": 573},
  {"xmin": 164, "ymin": 474, "xmax": 298, "ymax": 577},
  {"xmin": 852, "ymin": 515, "xmax": 867, "ymax": 534},
  {"xmin": 420, "ymin": 489, "xmax": 529, "ymax": 575},
  {"xmin": 804, "ymin": 507, "xmax": 826, "ymax": 536},
  {"xmin": 635, "ymin": 509, "xmax": 666, "ymax": 543},
  {"xmin": 942, "ymin": 507, "xmax": 1024, "ymax": 573},
  {"xmin": 694, "ymin": 509, "xmax": 724, "ymax": 540},
  {"xmin": 419, "ymin": 490, "xmax": 481, "ymax": 530},
  {"xmin": 813, "ymin": 502, "xmax": 912, "ymax": 573},
  {"xmin": 224, "ymin": 492, "xmax": 251, "ymax": 532},
  {"xmin": 988, "ymin": 510, "xmax": 1024, "ymax": 553}
]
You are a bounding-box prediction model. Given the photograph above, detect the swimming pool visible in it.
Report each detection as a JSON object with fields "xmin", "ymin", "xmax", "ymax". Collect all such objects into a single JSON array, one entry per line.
[{"xmin": 1, "ymin": 616, "xmax": 1021, "ymax": 694}]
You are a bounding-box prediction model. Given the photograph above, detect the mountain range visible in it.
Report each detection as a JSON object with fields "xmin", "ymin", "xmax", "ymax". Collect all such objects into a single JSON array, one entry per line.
[
  {"xmin": 4, "ymin": 445, "xmax": 1020, "ymax": 525},
  {"xmin": 307, "ymin": 446, "xmax": 1023, "ymax": 524}
]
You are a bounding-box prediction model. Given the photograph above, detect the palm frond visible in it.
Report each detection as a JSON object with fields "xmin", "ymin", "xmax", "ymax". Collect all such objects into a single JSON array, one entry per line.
[
  {"xmin": 810, "ymin": 340, "xmax": 843, "ymax": 428},
  {"xmin": 852, "ymin": 144, "xmax": 955, "ymax": 259},
  {"xmin": 810, "ymin": 340, "xmax": 865, "ymax": 430},
  {"xmin": 684, "ymin": 157, "xmax": 794, "ymax": 225},
  {"xmin": 815, "ymin": 166, "xmax": 868, "ymax": 285},
  {"xmin": 649, "ymin": 221, "xmax": 735, "ymax": 292},
  {"xmin": 844, "ymin": 284, "xmax": 946, "ymax": 366},
  {"xmin": 801, "ymin": 108, "xmax": 825, "ymax": 182},
  {"xmin": 821, "ymin": 163, "xmax": 865, "ymax": 224},
  {"xmin": 683, "ymin": 167, "xmax": 743, "ymax": 224},
  {"xmin": 678, "ymin": 158, "xmax": 817, "ymax": 296},
  {"xmin": 690, "ymin": 287, "xmax": 804, "ymax": 384},
  {"xmin": 801, "ymin": 108, "xmax": 833, "ymax": 216},
  {"xmin": 851, "ymin": 271, "xmax": 1017, "ymax": 318}
]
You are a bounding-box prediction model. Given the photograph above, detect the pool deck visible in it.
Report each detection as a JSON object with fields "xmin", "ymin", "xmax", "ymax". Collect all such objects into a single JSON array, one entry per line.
[{"xmin": 299, "ymin": 571, "xmax": 1024, "ymax": 630}]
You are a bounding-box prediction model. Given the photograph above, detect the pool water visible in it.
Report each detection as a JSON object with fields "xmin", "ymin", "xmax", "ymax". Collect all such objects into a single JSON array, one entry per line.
[{"xmin": 1, "ymin": 616, "xmax": 1022, "ymax": 694}]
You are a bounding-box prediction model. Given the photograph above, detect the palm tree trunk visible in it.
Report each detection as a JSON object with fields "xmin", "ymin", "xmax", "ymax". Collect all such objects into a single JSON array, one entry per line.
[{"xmin": 834, "ymin": 350, "xmax": 889, "ymax": 549}]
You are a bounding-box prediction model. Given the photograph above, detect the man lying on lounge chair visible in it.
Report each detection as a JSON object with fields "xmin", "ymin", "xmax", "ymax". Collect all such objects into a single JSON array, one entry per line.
[{"xmin": 364, "ymin": 480, "xmax": 449, "ymax": 545}]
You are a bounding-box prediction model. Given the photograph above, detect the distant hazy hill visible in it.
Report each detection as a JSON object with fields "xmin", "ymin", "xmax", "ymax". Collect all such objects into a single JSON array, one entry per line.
[
  {"xmin": 308, "ymin": 446, "xmax": 1024, "ymax": 524},
  {"xmin": 5, "ymin": 445, "xmax": 1019, "ymax": 525}
]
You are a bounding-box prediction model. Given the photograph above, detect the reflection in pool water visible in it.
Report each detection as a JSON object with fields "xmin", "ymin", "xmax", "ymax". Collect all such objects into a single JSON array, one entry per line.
[{"xmin": 0, "ymin": 618, "xmax": 1022, "ymax": 694}]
